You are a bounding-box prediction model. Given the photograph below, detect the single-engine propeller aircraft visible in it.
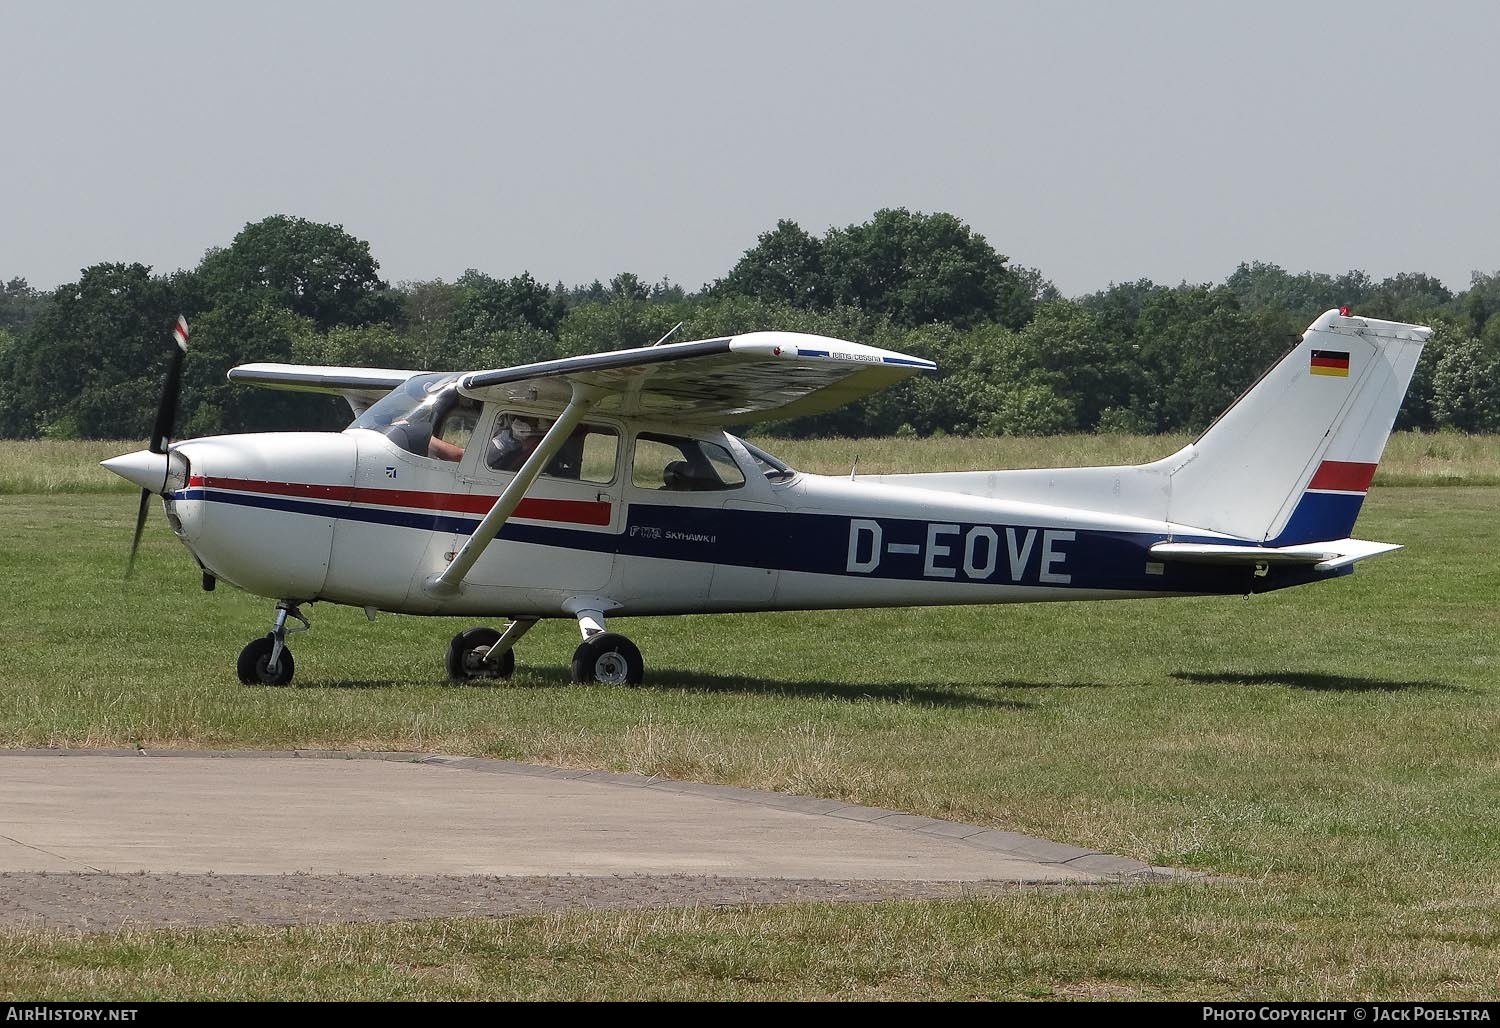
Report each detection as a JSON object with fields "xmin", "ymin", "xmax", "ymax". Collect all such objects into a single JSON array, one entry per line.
[{"xmin": 103, "ymin": 309, "xmax": 1430, "ymax": 686}]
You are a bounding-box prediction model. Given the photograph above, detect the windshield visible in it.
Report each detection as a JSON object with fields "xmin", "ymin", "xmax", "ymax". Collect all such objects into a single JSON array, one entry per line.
[
  {"xmin": 350, "ymin": 373, "xmax": 465, "ymax": 458},
  {"xmin": 731, "ymin": 436, "xmax": 796, "ymax": 481}
]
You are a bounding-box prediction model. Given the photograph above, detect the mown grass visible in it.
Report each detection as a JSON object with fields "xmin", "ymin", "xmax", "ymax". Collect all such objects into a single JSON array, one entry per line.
[
  {"xmin": 0, "ymin": 440, "xmax": 145, "ymax": 494},
  {"xmin": 5, "ymin": 883, "xmax": 1496, "ymax": 1001},
  {"xmin": 6, "ymin": 431, "xmax": 1500, "ymax": 495},
  {"xmin": 1, "ymin": 445, "xmax": 1497, "ymax": 999}
]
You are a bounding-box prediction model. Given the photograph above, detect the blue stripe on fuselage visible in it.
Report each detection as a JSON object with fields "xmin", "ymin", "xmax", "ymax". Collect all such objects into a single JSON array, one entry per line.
[
  {"xmin": 175, "ymin": 489, "xmax": 1340, "ymax": 595},
  {"xmin": 614, "ymin": 505, "xmax": 1324, "ymax": 594}
]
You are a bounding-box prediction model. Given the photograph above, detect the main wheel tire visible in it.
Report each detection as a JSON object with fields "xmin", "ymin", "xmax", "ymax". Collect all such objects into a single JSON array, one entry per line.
[
  {"xmin": 570, "ymin": 633, "xmax": 644, "ymax": 685},
  {"xmin": 445, "ymin": 627, "xmax": 516, "ymax": 682},
  {"xmin": 237, "ymin": 635, "xmax": 294, "ymax": 686}
]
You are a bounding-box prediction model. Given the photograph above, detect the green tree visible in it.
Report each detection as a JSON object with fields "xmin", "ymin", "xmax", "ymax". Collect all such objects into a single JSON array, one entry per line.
[
  {"xmin": 987, "ymin": 382, "xmax": 1077, "ymax": 436},
  {"xmin": 608, "ymin": 272, "xmax": 651, "ymax": 302},
  {"xmin": 0, "ymin": 328, "xmax": 22, "ymax": 436},
  {"xmin": 557, "ymin": 295, "xmax": 688, "ymax": 355},
  {"xmin": 1013, "ymin": 302, "xmax": 1141, "ymax": 431},
  {"xmin": 881, "ymin": 323, "xmax": 1027, "ymax": 436},
  {"xmin": 395, "ymin": 278, "xmax": 465, "ymax": 359},
  {"xmin": 1393, "ymin": 314, "xmax": 1465, "ymax": 430},
  {"xmin": 423, "ymin": 325, "xmax": 561, "ymax": 376},
  {"xmin": 0, "ymin": 277, "xmax": 48, "ymax": 335},
  {"xmin": 295, "ymin": 324, "xmax": 418, "ymax": 370},
  {"xmin": 1459, "ymin": 270, "xmax": 1500, "ymax": 336},
  {"xmin": 7, "ymin": 263, "xmax": 188, "ymax": 438},
  {"xmin": 1078, "ymin": 278, "xmax": 1164, "ymax": 339},
  {"xmin": 717, "ymin": 219, "xmax": 828, "ymax": 308},
  {"xmin": 682, "ymin": 294, "xmax": 886, "ymax": 343},
  {"xmin": 198, "ymin": 216, "xmax": 400, "ymax": 331},
  {"xmin": 821, "ymin": 208, "xmax": 1033, "ymax": 330},
  {"xmin": 649, "ymin": 277, "xmax": 686, "ymax": 303},
  {"xmin": 1226, "ymin": 262, "xmax": 1338, "ymax": 319},
  {"xmin": 1132, "ymin": 287, "xmax": 1296, "ymax": 432},
  {"xmin": 1362, "ymin": 272, "xmax": 1454, "ymax": 322},
  {"xmin": 1431, "ymin": 323, "xmax": 1500, "ymax": 432},
  {"xmin": 428, "ymin": 270, "xmax": 569, "ymax": 370},
  {"xmin": 447, "ymin": 270, "xmax": 565, "ymax": 337},
  {"xmin": 1223, "ymin": 262, "xmax": 1384, "ymax": 322},
  {"xmin": 181, "ymin": 298, "xmax": 335, "ymax": 436}
]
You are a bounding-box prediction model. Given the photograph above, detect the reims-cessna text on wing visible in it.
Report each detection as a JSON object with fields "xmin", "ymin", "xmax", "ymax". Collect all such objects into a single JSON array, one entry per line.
[{"xmin": 103, "ymin": 309, "xmax": 1431, "ymax": 686}]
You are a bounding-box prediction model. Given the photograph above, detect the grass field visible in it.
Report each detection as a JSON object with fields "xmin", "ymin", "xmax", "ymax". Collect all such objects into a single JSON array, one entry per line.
[{"xmin": 1, "ymin": 437, "xmax": 1498, "ymax": 1000}]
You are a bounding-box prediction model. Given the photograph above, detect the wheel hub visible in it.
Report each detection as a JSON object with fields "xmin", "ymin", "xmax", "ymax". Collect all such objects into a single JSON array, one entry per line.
[{"xmin": 594, "ymin": 652, "xmax": 629, "ymax": 684}]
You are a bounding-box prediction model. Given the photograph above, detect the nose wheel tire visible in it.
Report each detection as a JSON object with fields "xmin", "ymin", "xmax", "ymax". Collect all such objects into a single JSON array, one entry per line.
[
  {"xmin": 237, "ymin": 635, "xmax": 294, "ymax": 686},
  {"xmin": 445, "ymin": 627, "xmax": 516, "ymax": 682},
  {"xmin": 571, "ymin": 633, "xmax": 644, "ymax": 685}
]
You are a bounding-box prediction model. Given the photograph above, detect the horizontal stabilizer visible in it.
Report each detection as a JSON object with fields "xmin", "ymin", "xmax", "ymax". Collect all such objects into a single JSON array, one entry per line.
[{"xmin": 1149, "ymin": 538, "xmax": 1401, "ymax": 571}]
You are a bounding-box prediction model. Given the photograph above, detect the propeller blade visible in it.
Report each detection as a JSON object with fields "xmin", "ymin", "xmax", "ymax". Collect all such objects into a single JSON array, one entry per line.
[
  {"xmin": 126, "ymin": 487, "xmax": 151, "ymax": 578},
  {"xmin": 149, "ymin": 315, "xmax": 190, "ymax": 454},
  {"xmin": 128, "ymin": 316, "xmax": 190, "ymax": 576}
]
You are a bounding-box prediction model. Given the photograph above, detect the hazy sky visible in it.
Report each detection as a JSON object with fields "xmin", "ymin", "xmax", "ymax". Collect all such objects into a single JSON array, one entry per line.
[{"xmin": 5, "ymin": 0, "xmax": 1498, "ymax": 297}]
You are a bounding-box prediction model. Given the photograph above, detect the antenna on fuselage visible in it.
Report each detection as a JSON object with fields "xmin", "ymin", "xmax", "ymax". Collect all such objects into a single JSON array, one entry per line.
[
  {"xmin": 652, "ymin": 321, "xmax": 684, "ymax": 347},
  {"xmin": 850, "ymin": 454, "xmax": 859, "ymax": 480}
]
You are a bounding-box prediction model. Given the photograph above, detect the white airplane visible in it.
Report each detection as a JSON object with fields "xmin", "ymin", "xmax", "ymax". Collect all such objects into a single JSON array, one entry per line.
[{"xmin": 103, "ymin": 309, "xmax": 1430, "ymax": 687}]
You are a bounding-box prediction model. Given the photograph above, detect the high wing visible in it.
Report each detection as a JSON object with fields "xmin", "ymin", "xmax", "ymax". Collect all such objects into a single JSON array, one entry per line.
[
  {"xmin": 458, "ymin": 331, "xmax": 936, "ymax": 424},
  {"xmin": 227, "ymin": 364, "xmax": 423, "ymax": 416},
  {"xmin": 421, "ymin": 331, "xmax": 934, "ymax": 596}
]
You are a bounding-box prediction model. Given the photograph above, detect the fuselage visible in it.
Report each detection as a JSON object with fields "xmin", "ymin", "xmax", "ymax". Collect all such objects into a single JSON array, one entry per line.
[{"xmin": 159, "ymin": 416, "xmax": 1341, "ymax": 621}]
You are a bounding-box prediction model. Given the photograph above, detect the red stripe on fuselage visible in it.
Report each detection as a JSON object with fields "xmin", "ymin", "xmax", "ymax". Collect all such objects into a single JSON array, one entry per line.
[
  {"xmin": 188, "ymin": 476, "xmax": 612, "ymax": 526},
  {"xmin": 1307, "ymin": 461, "xmax": 1377, "ymax": 493}
]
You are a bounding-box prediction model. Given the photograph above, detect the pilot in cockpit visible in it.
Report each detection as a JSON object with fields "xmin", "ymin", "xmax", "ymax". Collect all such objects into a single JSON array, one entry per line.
[
  {"xmin": 380, "ymin": 376, "xmax": 470, "ymax": 461},
  {"xmin": 487, "ymin": 415, "xmax": 546, "ymax": 471}
]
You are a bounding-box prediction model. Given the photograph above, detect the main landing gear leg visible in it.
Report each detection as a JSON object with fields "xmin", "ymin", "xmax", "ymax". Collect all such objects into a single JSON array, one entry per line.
[
  {"xmin": 237, "ymin": 601, "xmax": 310, "ymax": 686},
  {"xmin": 568, "ymin": 608, "xmax": 644, "ymax": 686},
  {"xmin": 445, "ymin": 618, "xmax": 535, "ymax": 683}
]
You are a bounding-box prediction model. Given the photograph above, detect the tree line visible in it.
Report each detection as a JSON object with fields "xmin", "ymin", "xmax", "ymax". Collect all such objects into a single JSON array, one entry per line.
[{"xmin": 2, "ymin": 210, "xmax": 1498, "ymax": 441}]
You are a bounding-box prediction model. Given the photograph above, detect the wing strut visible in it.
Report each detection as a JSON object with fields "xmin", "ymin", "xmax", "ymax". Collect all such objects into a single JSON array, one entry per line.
[{"xmin": 424, "ymin": 381, "xmax": 602, "ymax": 597}]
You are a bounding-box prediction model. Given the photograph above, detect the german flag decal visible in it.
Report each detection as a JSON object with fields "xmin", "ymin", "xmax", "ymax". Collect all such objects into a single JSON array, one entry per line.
[{"xmin": 1310, "ymin": 349, "xmax": 1351, "ymax": 377}]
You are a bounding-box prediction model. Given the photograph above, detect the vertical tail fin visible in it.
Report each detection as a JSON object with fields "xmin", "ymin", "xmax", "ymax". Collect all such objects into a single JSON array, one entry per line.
[{"xmin": 1159, "ymin": 309, "xmax": 1430, "ymax": 544}]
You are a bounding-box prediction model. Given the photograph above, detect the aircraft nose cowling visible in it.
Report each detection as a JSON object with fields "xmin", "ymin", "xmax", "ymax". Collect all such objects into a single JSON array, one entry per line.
[
  {"xmin": 163, "ymin": 432, "xmax": 357, "ymax": 600},
  {"xmin": 101, "ymin": 450, "xmax": 171, "ymax": 493}
]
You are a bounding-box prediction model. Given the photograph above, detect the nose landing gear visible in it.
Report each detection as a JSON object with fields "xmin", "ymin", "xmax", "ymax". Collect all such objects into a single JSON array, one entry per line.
[{"xmin": 237, "ymin": 602, "xmax": 309, "ymax": 686}]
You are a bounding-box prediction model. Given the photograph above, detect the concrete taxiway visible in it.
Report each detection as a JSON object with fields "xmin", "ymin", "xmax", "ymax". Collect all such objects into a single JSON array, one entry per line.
[{"xmin": 0, "ymin": 750, "xmax": 1179, "ymax": 930}]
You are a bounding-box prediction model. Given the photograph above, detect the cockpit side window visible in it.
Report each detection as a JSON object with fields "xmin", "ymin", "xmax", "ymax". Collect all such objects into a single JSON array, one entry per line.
[
  {"xmin": 632, "ymin": 433, "xmax": 746, "ymax": 491},
  {"xmin": 431, "ymin": 396, "xmax": 481, "ymax": 462},
  {"xmin": 350, "ymin": 373, "xmax": 469, "ymax": 460},
  {"xmin": 484, "ymin": 412, "xmax": 619, "ymax": 484},
  {"xmin": 730, "ymin": 435, "xmax": 796, "ymax": 483}
]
